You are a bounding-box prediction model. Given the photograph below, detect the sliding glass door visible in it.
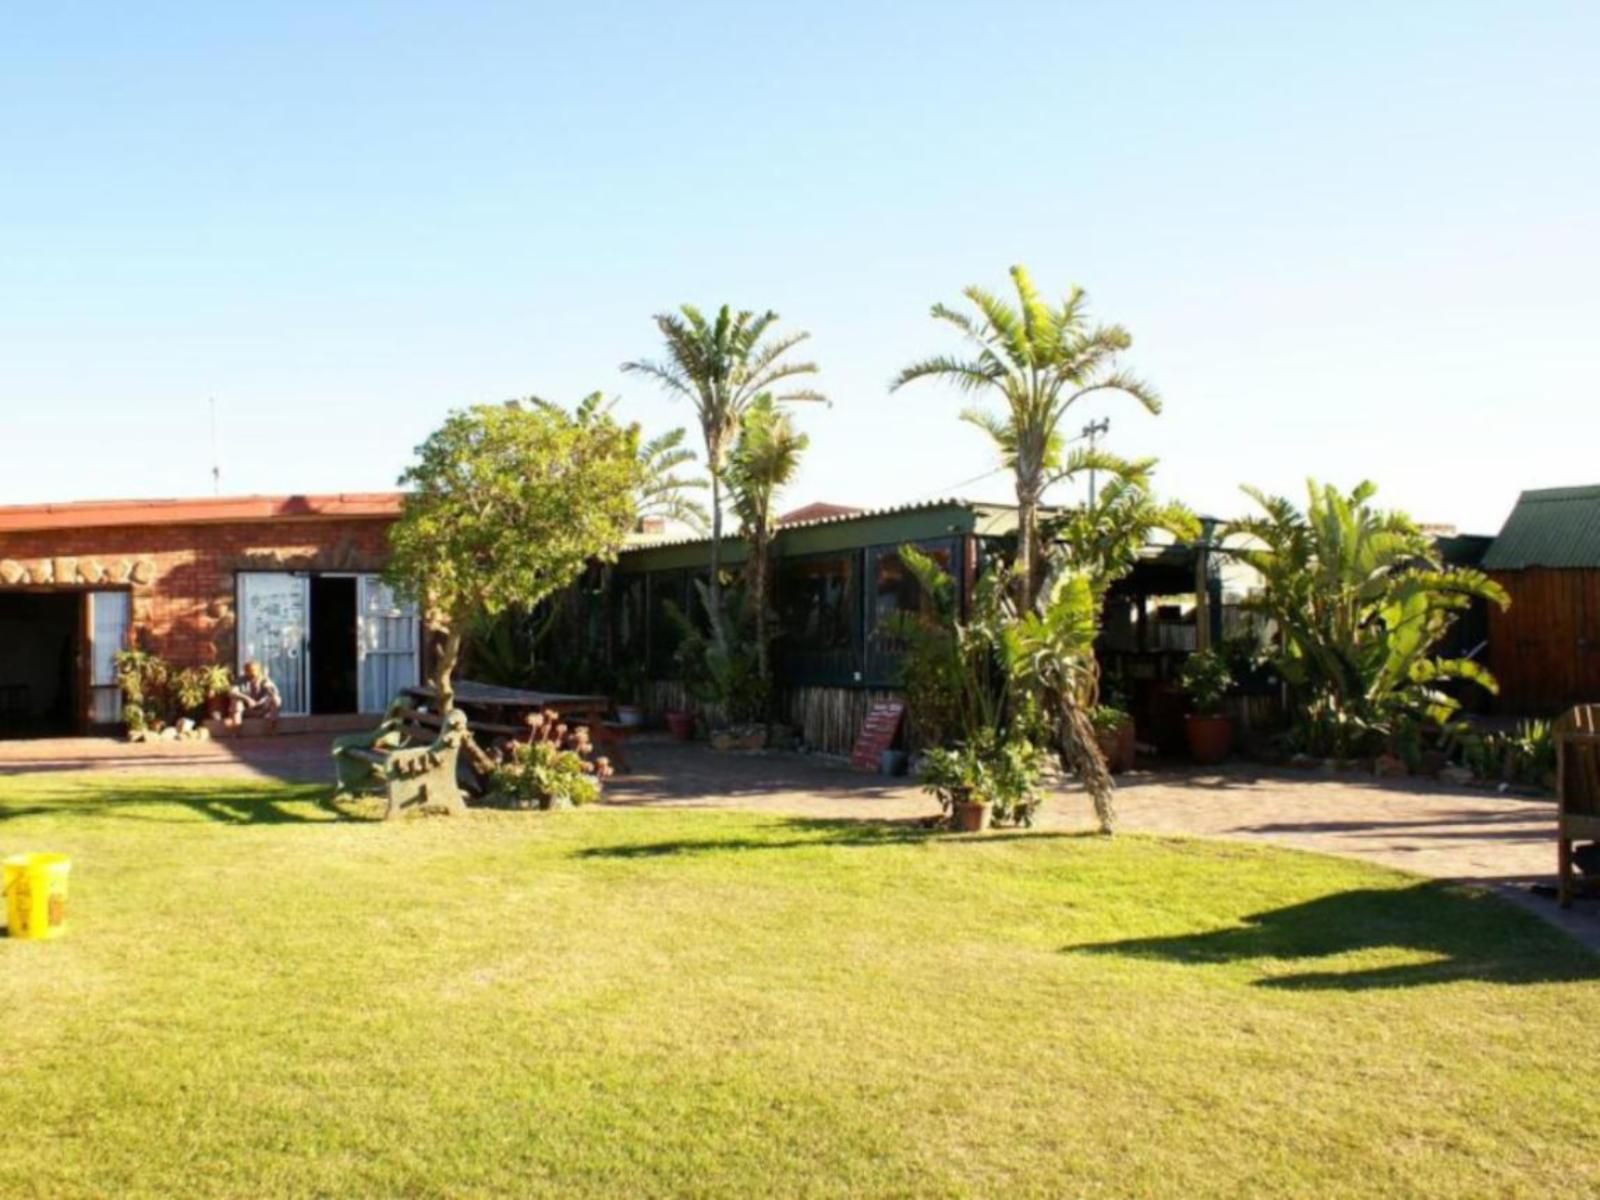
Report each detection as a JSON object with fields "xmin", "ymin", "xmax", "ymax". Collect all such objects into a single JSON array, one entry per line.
[
  {"xmin": 357, "ymin": 576, "xmax": 420, "ymax": 713},
  {"xmin": 237, "ymin": 573, "xmax": 309, "ymax": 716}
]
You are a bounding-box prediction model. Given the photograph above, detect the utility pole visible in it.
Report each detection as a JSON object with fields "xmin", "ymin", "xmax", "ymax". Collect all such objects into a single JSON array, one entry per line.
[{"xmin": 1081, "ymin": 417, "xmax": 1109, "ymax": 509}]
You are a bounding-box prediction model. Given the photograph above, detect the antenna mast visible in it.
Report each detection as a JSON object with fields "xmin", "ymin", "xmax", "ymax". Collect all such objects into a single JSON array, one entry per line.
[{"xmin": 209, "ymin": 397, "xmax": 222, "ymax": 495}]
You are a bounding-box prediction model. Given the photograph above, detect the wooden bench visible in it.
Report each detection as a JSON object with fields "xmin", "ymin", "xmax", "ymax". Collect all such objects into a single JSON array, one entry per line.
[
  {"xmin": 332, "ymin": 708, "xmax": 470, "ymax": 819},
  {"xmin": 1556, "ymin": 704, "xmax": 1600, "ymax": 908}
]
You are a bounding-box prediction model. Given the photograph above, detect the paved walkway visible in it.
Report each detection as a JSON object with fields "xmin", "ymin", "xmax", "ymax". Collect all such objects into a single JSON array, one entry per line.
[{"xmin": 2, "ymin": 733, "xmax": 1594, "ymax": 949}]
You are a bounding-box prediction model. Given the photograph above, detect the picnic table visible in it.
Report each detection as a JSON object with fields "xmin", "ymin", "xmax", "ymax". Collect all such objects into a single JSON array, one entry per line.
[
  {"xmin": 404, "ymin": 680, "xmax": 611, "ymax": 733},
  {"xmin": 403, "ymin": 679, "xmax": 631, "ymax": 771}
]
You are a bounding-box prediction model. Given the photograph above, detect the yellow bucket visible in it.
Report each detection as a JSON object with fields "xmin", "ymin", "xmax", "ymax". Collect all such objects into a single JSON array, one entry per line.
[{"xmin": 3, "ymin": 853, "xmax": 72, "ymax": 940}]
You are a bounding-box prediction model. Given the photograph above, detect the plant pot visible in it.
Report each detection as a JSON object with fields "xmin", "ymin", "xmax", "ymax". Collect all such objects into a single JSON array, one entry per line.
[
  {"xmin": 710, "ymin": 726, "xmax": 765, "ymax": 752},
  {"xmin": 952, "ymin": 799, "xmax": 992, "ymax": 833},
  {"xmin": 615, "ymin": 704, "xmax": 644, "ymax": 728},
  {"xmin": 879, "ymin": 749, "xmax": 908, "ymax": 777},
  {"xmin": 1097, "ymin": 719, "xmax": 1136, "ymax": 774},
  {"xmin": 1185, "ymin": 713, "xmax": 1234, "ymax": 765},
  {"xmin": 665, "ymin": 710, "xmax": 694, "ymax": 742}
]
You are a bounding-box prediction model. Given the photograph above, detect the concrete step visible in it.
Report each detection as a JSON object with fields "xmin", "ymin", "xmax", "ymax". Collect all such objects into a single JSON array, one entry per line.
[{"xmin": 204, "ymin": 713, "xmax": 379, "ymax": 739}]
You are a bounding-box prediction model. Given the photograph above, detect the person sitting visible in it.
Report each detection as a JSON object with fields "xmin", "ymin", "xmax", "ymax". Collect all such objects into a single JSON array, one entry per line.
[{"xmin": 227, "ymin": 660, "xmax": 282, "ymax": 733}]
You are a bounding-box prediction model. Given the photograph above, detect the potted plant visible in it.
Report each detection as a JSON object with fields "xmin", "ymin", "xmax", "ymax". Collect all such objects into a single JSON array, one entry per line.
[
  {"xmin": 920, "ymin": 745, "xmax": 990, "ymax": 831},
  {"xmin": 611, "ymin": 658, "xmax": 646, "ymax": 728},
  {"xmin": 1179, "ymin": 648, "xmax": 1234, "ymax": 765},
  {"xmin": 200, "ymin": 665, "xmax": 233, "ymax": 721},
  {"xmin": 918, "ymin": 734, "xmax": 1045, "ymax": 832},
  {"xmin": 1090, "ymin": 703, "xmax": 1136, "ymax": 774}
]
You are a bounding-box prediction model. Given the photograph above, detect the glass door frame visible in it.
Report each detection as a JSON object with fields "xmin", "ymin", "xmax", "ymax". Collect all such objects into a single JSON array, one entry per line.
[{"xmin": 235, "ymin": 572, "xmax": 312, "ymax": 717}]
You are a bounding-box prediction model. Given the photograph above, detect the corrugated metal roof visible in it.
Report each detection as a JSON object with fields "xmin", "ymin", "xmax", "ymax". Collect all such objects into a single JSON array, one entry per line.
[
  {"xmin": 1482, "ymin": 485, "xmax": 1600, "ymax": 570},
  {"xmin": 623, "ymin": 496, "xmax": 989, "ymax": 551}
]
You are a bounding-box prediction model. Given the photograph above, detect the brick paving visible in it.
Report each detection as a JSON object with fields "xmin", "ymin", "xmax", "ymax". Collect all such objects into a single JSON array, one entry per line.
[{"xmin": 1, "ymin": 732, "xmax": 1593, "ymax": 950}]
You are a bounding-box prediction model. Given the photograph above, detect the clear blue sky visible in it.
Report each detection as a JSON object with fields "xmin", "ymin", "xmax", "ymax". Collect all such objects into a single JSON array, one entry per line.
[{"xmin": 3, "ymin": 2, "xmax": 1596, "ymax": 534}]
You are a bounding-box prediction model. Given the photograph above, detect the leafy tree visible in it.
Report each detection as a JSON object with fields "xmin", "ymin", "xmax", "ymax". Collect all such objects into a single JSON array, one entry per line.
[
  {"xmin": 387, "ymin": 396, "xmax": 644, "ymax": 713},
  {"xmin": 1224, "ymin": 480, "xmax": 1509, "ymax": 758},
  {"xmin": 892, "ymin": 264, "xmax": 1160, "ymax": 608},
  {"xmin": 623, "ymin": 305, "xmax": 824, "ymax": 630},
  {"xmin": 726, "ymin": 393, "xmax": 809, "ymax": 689}
]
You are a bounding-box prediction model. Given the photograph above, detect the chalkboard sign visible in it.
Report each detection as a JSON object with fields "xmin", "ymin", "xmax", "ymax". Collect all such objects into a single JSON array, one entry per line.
[{"xmin": 849, "ymin": 699, "xmax": 906, "ymax": 772}]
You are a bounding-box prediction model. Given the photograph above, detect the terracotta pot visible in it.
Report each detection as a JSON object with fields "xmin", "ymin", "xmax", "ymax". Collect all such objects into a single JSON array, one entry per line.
[
  {"xmin": 952, "ymin": 799, "xmax": 992, "ymax": 833},
  {"xmin": 665, "ymin": 710, "xmax": 694, "ymax": 742},
  {"xmin": 1097, "ymin": 719, "xmax": 1137, "ymax": 774},
  {"xmin": 1185, "ymin": 713, "xmax": 1234, "ymax": 765}
]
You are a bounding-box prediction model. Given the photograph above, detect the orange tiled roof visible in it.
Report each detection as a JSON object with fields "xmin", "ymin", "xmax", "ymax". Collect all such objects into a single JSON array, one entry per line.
[{"xmin": 0, "ymin": 492, "xmax": 404, "ymax": 533}]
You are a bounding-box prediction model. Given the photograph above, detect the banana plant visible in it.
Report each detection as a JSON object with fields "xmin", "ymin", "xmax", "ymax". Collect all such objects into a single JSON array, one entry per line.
[{"xmin": 1225, "ymin": 480, "xmax": 1509, "ymax": 757}]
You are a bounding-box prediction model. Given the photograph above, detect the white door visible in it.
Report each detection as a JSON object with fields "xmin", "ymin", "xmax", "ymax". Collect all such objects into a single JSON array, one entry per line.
[
  {"xmin": 357, "ymin": 576, "xmax": 420, "ymax": 713},
  {"xmin": 238, "ymin": 573, "xmax": 310, "ymax": 716}
]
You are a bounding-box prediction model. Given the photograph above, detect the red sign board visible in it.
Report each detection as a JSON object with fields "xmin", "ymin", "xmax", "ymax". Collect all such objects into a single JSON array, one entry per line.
[{"xmin": 849, "ymin": 699, "xmax": 906, "ymax": 772}]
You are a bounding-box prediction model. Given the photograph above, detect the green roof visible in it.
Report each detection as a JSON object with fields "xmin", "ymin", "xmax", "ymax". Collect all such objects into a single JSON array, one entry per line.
[
  {"xmin": 616, "ymin": 498, "xmax": 1021, "ymax": 573},
  {"xmin": 1482, "ymin": 485, "xmax": 1600, "ymax": 570}
]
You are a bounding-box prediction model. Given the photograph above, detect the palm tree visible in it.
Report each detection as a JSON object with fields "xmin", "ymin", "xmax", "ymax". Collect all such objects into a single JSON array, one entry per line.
[
  {"xmin": 892, "ymin": 265, "xmax": 1160, "ymax": 609},
  {"xmin": 624, "ymin": 306, "xmax": 824, "ymax": 629},
  {"xmin": 726, "ymin": 394, "xmax": 809, "ymax": 689},
  {"xmin": 637, "ymin": 426, "xmax": 710, "ymax": 534}
]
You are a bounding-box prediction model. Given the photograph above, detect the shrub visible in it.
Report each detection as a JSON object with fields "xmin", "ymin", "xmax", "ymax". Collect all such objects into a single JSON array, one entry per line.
[
  {"xmin": 1089, "ymin": 704, "xmax": 1130, "ymax": 736},
  {"xmin": 114, "ymin": 652, "xmax": 231, "ymax": 730},
  {"xmin": 918, "ymin": 731, "xmax": 1047, "ymax": 827},
  {"xmin": 1459, "ymin": 720, "xmax": 1557, "ymax": 789},
  {"xmin": 489, "ymin": 740, "xmax": 603, "ymax": 809},
  {"xmin": 1178, "ymin": 649, "xmax": 1233, "ymax": 715}
]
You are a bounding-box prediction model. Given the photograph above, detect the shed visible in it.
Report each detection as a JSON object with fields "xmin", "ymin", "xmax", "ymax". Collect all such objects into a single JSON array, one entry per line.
[{"xmin": 1482, "ymin": 485, "xmax": 1600, "ymax": 713}]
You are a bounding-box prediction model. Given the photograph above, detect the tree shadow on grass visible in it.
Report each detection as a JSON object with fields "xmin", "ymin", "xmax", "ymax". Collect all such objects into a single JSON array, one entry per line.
[
  {"xmin": 574, "ymin": 816, "xmax": 1096, "ymax": 859},
  {"xmin": 1069, "ymin": 882, "xmax": 1600, "ymax": 989},
  {"xmin": 0, "ymin": 782, "xmax": 378, "ymax": 826}
]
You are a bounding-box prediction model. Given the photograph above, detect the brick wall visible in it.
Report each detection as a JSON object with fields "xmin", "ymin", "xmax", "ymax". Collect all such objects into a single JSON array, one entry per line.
[{"xmin": 0, "ymin": 517, "xmax": 396, "ymax": 668}]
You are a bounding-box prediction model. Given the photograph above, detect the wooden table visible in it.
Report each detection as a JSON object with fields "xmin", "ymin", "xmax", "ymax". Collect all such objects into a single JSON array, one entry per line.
[{"xmin": 403, "ymin": 680, "xmax": 611, "ymax": 732}]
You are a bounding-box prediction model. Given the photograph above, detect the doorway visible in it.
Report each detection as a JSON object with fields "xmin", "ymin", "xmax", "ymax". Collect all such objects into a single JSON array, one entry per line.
[
  {"xmin": 310, "ymin": 576, "xmax": 358, "ymax": 715},
  {"xmin": 237, "ymin": 572, "xmax": 419, "ymax": 716},
  {"xmin": 0, "ymin": 592, "xmax": 81, "ymax": 739}
]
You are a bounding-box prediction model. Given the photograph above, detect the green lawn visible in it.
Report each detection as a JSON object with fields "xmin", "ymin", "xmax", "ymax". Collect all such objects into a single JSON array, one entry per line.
[{"xmin": 1, "ymin": 775, "xmax": 1596, "ymax": 1198}]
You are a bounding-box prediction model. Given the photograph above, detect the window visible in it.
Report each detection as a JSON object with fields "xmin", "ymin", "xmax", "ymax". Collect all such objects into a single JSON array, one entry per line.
[
  {"xmin": 88, "ymin": 591, "xmax": 130, "ymax": 724},
  {"xmin": 864, "ymin": 539, "xmax": 959, "ymax": 685},
  {"xmin": 646, "ymin": 570, "xmax": 689, "ymax": 677},
  {"xmin": 775, "ymin": 552, "xmax": 859, "ymax": 684},
  {"xmin": 357, "ymin": 577, "xmax": 420, "ymax": 712}
]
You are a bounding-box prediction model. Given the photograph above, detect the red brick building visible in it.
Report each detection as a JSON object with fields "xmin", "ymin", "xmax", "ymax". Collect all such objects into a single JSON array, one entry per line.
[{"xmin": 0, "ymin": 493, "xmax": 420, "ymax": 736}]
